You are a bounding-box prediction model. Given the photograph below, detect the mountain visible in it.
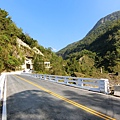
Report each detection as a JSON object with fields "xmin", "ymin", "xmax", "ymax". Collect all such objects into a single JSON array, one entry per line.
[
  {"xmin": 57, "ymin": 10, "xmax": 120, "ymax": 59},
  {"xmin": 87, "ymin": 10, "xmax": 120, "ymax": 36},
  {"xmin": 1, "ymin": 8, "xmax": 120, "ymax": 78},
  {"xmin": 56, "ymin": 10, "xmax": 120, "ymax": 74}
]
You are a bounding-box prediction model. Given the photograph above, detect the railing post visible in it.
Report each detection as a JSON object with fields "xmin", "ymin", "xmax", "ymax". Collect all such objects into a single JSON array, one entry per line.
[
  {"xmin": 49, "ymin": 76, "xmax": 51, "ymax": 81},
  {"xmin": 77, "ymin": 79, "xmax": 83, "ymax": 87},
  {"xmin": 99, "ymin": 79, "xmax": 109, "ymax": 94},
  {"xmin": 55, "ymin": 76, "xmax": 58, "ymax": 82},
  {"xmin": 46, "ymin": 75, "xmax": 49, "ymax": 80},
  {"xmin": 39, "ymin": 75, "xmax": 42, "ymax": 80},
  {"xmin": 36, "ymin": 74, "xmax": 39, "ymax": 78},
  {"xmin": 33, "ymin": 74, "xmax": 36, "ymax": 78},
  {"xmin": 44, "ymin": 75, "xmax": 46, "ymax": 80},
  {"xmin": 64, "ymin": 77, "xmax": 68, "ymax": 84},
  {"xmin": 32, "ymin": 74, "xmax": 34, "ymax": 77},
  {"xmin": 0, "ymin": 86, "xmax": 2, "ymax": 101}
]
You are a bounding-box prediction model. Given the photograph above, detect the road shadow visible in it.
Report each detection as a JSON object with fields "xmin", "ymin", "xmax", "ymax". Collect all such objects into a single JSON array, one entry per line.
[
  {"xmin": 7, "ymin": 89, "xmax": 103, "ymax": 120},
  {"xmin": 62, "ymin": 89, "xmax": 120, "ymax": 120}
]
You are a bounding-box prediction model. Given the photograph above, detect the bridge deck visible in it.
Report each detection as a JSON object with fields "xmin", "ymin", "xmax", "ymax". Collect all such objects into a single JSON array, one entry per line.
[{"xmin": 6, "ymin": 75, "xmax": 120, "ymax": 120}]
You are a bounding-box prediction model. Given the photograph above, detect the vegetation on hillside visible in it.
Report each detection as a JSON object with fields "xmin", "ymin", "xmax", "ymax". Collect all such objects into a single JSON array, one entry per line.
[
  {"xmin": 0, "ymin": 9, "xmax": 22, "ymax": 72},
  {"xmin": 67, "ymin": 20, "xmax": 120, "ymax": 72},
  {"xmin": 0, "ymin": 9, "xmax": 66, "ymax": 75},
  {"xmin": 0, "ymin": 8, "xmax": 120, "ymax": 84},
  {"xmin": 57, "ymin": 11, "xmax": 120, "ymax": 79},
  {"xmin": 33, "ymin": 48, "xmax": 66, "ymax": 75}
]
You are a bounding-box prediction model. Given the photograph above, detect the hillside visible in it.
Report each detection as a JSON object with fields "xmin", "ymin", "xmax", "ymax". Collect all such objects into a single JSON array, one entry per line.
[
  {"xmin": 0, "ymin": 9, "xmax": 66, "ymax": 75},
  {"xmin": 1, "ymin": 8, "xmax": 120, "ymax": 81},
  {"xmin": 57, "ymin": 11, "xmax": 120, "ymax": 59},
  {"xmin": 87, "ymin": 10, "xmax": 120, "ymax": 36},
  {"xmin": 56, "ymin": 10, "xmax": 120, "ymax": 78}
]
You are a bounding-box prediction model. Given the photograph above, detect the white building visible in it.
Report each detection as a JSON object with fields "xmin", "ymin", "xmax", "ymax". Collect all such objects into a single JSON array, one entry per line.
[
  {"xmin": 21, "ymin": 56, "xmax": 33, "ymax": 72},
  {"xmin": 17, "ymin": 38, "xmax": 51, "ymax": 72},
  {"xmin": 44, "ymin": 62, "xmax": 51, "ymax": 69}
]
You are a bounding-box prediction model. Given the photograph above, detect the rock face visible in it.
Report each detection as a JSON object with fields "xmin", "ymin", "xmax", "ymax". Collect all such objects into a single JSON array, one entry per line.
[
  {"xmin": 17, "ymin": 38, "xmax": 31, "ymax": 49},
  {"xmin": 33, "ymin": 47, "xmax": 44, "ymax": 56},
  {"xmin": 17, "ymin": 38, "xmax": 44, "ymax": 56},
  {"xmin": 87, "ymin": 10, "xmax": 120, "ymax": 36}
]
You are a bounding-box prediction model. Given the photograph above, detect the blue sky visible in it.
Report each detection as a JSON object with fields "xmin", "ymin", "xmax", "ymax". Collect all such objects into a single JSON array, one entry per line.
[{"xmin": 0, "ymin": 0, "xmax": 120, "ymax": 51}]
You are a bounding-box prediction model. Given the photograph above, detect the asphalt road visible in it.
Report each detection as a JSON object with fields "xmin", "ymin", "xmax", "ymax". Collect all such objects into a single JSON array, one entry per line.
[{"xmin": 6, "ymin": 74, "xmax": 120, "ymax": 120}]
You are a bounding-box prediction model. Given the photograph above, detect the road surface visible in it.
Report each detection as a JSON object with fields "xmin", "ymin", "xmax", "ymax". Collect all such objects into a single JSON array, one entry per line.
[{"xmin": 6, "ymin": 74, "xmax": 120, "ymax": 120}]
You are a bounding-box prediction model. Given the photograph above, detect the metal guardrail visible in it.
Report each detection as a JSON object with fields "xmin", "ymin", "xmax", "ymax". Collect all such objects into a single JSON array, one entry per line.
[
  {"xmin": 22, "ymin": 73, "xmax": 110, "ymax": 94},
  {"xmin": 0, "ymin": 74, "xmax": 7, "ymax": 120},
  {"xmin": 0, "ymin": 74, "xmax": 6, "ymax": 101}
]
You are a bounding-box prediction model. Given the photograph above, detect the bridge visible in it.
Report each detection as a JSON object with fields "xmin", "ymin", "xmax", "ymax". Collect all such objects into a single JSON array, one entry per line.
[{"xmin": 0, "ymin": 72, "xmax": 120, "ymax": 120}]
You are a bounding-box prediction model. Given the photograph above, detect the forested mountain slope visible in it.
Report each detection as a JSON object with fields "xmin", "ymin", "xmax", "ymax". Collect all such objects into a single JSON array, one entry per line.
[
  {"xmin": 87, "ymin": 10, "xmax": 120, "ymax": 36},
  {"xmin": 0, "ymin": 9, "xmax": 66, "ymax": 75},
  {"xmin": 57, "ymin": 11, "xmax": 120, "ymax": 60},
  {"xmin": 56, "ymin": 11, "xmax": 120, "ymax": 76},
  {"xmin": 1, "ymin": 8, "xmax": 120, "ymax": 80}
]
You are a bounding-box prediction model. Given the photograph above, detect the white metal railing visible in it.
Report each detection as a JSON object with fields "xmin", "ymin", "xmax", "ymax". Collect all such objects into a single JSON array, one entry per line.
[
  {"xmin": 1, "ymin": 75, "xmax": 7, "ymax": 120},
  {"xmin": 0, "ymin": 74, "xmax": 6, "ymax": 101},
  {"xmin": 22, "ymin": 73, "xmax": 110, "ymax": 94},
  {"xmin": 0, "ymin": 73, "xmax": 7, "ymax": 120}
]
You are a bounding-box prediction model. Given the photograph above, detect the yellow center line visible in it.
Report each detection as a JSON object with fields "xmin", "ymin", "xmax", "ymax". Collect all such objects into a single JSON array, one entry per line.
[{"xmin": 15, "ymin": 75, "xmax": 116, "ymax": 120}]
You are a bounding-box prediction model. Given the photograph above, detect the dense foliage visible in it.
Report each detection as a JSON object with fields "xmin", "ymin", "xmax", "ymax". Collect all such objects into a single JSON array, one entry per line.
[
  {"xmin": 33, "ymin": 48, "xmax": 66, "ymax": 75},
  {"xmin": 0, "ymin": 9, "xmax": 21, "ymax": 72},
  {"xmin": 57, "ymin": 11, "xmax": 120, "ymax": 77},
  {"xmin": 0, "ymin": 9, "xmax": 66, "ymax": 76},
  {"xmin": 0, "ymin": 8, "xmax": 120, "ymax": 80}
]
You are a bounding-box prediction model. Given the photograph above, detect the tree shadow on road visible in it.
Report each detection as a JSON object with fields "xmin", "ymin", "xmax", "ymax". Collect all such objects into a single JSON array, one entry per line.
[
  {"xmin": 7, "ymin": 89, "xmax": 103, "ymax": 120},
  {"xmin": 62, "ymin": 89, "xmax": 120, "ymax": 120}
]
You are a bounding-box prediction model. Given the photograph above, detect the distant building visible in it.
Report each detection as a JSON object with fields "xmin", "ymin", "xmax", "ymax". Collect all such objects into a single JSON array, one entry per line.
[
  {"xmin": 17, "ymin": 38, "xmax": 51, "ymax": 72},
  {"xmin": 44, "ymin": 62, "xmax": 51, "ymax": 69},
  {"xmin": 21, "ymin": 56, "xmax": 33, "ymax": 72}
]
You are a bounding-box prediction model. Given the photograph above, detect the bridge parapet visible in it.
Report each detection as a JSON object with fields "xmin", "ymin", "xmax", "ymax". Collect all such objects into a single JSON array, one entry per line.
[
  {"xmin": 22, "ymin": 73, "xmax": 110, "ymax": 94},
  {"xmin": 24, "ymin": 73, "xmax": 109, "ymax": 94},
  {"xmin": 0, "ymin": 74, "xmax": 6, "ymax": 101},
  {"xmin": 0, "ymin": 74, "xmax": 7, "ymax": 120}
]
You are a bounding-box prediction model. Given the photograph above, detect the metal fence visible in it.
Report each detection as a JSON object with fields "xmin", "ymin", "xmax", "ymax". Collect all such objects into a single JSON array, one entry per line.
[
  {"xmin": 0, "ymin": 74, "xmax": 6, "ymax": 101},
  {"xmin": 23, "ymin": 73, "xmax": 110, "ymax": 94},
  {"xmin": 0, "ymin": 74, "xmax": 7, "ymax": 120}
]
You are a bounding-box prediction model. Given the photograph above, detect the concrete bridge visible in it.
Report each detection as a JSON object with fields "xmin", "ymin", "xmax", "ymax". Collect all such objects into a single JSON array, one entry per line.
[{"xmin": 0, "ymin": 73, "xmax": 120, "ymax": 120}]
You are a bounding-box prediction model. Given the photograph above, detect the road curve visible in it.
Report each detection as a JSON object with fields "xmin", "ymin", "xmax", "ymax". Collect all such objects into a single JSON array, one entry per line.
[{"xmin": 6, "ymin": 74, "xmax": 120, "ymax": 120}]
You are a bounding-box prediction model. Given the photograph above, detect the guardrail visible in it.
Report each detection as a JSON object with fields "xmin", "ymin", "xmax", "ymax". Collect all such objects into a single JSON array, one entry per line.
[
  {"xmin": 22, "ymin": 73, "xmax": 110, "ymax": 94},
  {"xmin": 0, "ymin": 74, "xmax": 7, "ymax": 120},
  {"xmin": 0, "ymin": 74, "xmax": 6, "ymax": 101}
]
